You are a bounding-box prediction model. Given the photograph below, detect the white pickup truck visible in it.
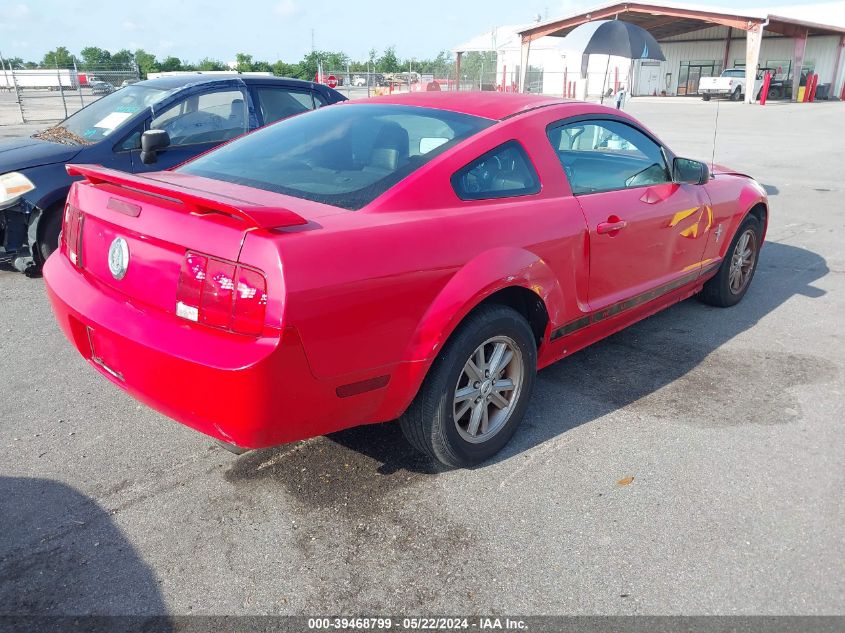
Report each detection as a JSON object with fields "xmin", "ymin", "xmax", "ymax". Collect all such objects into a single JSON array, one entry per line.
[{"xmin": 699, "ymin": 68, "xmax": 763, "ymax": 101}]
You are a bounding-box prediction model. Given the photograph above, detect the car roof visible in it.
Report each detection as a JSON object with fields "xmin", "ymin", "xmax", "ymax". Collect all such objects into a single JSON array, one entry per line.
[
  {"xmin": 344, "ymin": 91, "xmax": 576, "ymax": 120},
  {"xmin": 139, "ymin": 74, "xmax": 321, "ymax": 91}
]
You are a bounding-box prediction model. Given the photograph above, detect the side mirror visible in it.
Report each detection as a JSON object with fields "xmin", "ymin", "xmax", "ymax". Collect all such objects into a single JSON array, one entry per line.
[
  {"xmin": 140, "ymin": 129, "xmax": 170, "ymax": 165},
  {"xmin": 673, "ymin": 157, "xmax": 709, "ymax": 185}
]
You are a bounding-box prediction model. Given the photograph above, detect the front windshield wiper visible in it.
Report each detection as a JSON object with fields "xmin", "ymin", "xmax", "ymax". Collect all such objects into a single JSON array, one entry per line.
[{"xmin": 33, "ymin": 126, "xmax": 93, "ymax": 146}]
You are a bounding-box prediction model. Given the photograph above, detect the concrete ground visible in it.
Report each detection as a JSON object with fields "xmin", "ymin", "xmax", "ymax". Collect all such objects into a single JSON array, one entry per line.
[{"xmin": 0, "ymin": 97, "xmax": 843, "ymax": 616}]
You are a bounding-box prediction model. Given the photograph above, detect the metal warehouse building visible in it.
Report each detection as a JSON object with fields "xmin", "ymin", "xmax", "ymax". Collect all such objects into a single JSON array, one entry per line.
[{"xmin": 456, "ymin": 1, "xmax": 845, "ymax": 102}]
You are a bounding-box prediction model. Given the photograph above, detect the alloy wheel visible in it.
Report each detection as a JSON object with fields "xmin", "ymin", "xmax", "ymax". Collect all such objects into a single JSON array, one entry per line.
[
  {"xmin": 452, "ymin": 336, "xmax": 524, "ymax": 444},
  {"xmin": 729, "ymin": 228, "xmax": 757, "ymax": 294}
]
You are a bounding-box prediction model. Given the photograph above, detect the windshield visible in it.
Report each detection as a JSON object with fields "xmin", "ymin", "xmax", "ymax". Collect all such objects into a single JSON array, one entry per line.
[
  {"xmin": 179, "ymin": 104, "xmax": 493, "ymax": 210},
  {"xmin": 34, "ymin": 85, "xmax": 171, "ymax": 146}
]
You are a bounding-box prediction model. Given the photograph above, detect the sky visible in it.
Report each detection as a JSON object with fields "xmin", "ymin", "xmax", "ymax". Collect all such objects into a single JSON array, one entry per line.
[{"xmin": 0, "ymin": 0, "xmax": 832, "ymax": 64}]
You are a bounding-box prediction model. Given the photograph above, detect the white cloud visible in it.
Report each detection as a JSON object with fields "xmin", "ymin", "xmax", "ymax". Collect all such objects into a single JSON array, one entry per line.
[
  {"xmin": 122, "ymin": 20, "xmax": 139, "ymax": 31},
  {"xmin": 9, "ymin": 3, "xmax": 30, "ymax": 18},
  {"xmin": 274, "ymin": 0, "xmax": 299, "ymax": 17}
]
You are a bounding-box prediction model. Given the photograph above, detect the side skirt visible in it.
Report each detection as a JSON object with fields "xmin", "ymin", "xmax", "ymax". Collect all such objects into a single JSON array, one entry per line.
[{"xmin": 538, "ymin": 261, "xmax": 721, "ymax": 368}]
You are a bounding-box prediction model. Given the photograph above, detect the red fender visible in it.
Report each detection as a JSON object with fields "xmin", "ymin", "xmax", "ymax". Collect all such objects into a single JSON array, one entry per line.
[
  {"xmin": 403, "ymin": 246, "xmax": 565, "ymax": 365},
  {"xmin": 382, "ymin": 247, "xmax": 565, "ymax": 418}
]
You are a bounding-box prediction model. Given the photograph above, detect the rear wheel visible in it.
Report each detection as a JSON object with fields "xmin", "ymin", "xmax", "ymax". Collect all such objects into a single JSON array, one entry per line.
[
  {"xmin": 702, "ymin": 94, "xmax": 711, "ymax": 101},
  {"xmin": 699, "ymin": 215, "xmax": 761, "ymax": 307},
  {"xmin": 399, "ymin": 304, "xmax": 537, "ymax": 468}
]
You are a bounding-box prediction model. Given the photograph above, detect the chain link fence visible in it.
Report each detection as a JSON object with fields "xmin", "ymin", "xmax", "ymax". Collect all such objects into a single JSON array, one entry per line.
[
  {"xmin": 319, "ymin": 68, "xmax": 634, "ymax": 101},
  {"xmin": 0, "ymin": 67, "xmax": 140, "ymax": 124}
]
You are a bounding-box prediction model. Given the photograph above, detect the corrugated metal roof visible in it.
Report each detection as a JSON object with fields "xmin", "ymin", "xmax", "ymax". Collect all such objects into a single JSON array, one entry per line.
[{"xmin": 516, "ymin": 1, "xmax": 845, "ymax": 38}]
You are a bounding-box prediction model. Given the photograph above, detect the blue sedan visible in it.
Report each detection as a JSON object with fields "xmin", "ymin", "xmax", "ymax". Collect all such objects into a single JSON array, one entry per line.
[{"xmin": 0, "ymin": 74, "xmax": 346, "ymax": 274}]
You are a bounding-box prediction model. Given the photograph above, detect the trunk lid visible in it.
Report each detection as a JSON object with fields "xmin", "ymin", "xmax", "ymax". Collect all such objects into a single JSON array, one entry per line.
[{"xmin": 65, "ymin": 164, "xmax": 333, "ymax": 321}]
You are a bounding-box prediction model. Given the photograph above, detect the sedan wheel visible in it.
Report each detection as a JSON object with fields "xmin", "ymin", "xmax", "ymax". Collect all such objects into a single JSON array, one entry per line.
[
  {"xmin": 400, "ymin": 304, "xmax": 537, "ymax": 468},
  {"xmin": 700, "ymin": 214, "xmax": 762, "ymax": 307},
  {"xmin": 728, "ymin": 229, "xmax": 757, "ymax": 295}
]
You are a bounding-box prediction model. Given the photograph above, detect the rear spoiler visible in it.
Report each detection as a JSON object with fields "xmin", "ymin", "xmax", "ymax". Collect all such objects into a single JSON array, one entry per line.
[{"xmin": 66, "ymin": 164, "xmax": 308, "ymax": 229}]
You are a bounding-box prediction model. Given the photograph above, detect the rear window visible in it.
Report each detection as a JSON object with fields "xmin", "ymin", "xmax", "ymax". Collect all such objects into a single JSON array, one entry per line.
[{"xmin": 178, "ymin": 104, "xmax": 493, "ymax": 210}]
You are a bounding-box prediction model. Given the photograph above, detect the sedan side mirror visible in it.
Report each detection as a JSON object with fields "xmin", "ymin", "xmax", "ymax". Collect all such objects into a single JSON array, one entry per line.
[
  {"xmin": 673, "ymin": 157, "xmax": 710, "ymax": 185},
  {"xmin": 140, "ymin": 130, "xmax": 171, "ymax": 165}
]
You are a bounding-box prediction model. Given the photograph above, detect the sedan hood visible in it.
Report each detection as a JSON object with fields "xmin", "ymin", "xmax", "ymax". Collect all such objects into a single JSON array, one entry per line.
[{"xmin": 0, "ymin": 136, "xmax": 83, "ymax": 174}]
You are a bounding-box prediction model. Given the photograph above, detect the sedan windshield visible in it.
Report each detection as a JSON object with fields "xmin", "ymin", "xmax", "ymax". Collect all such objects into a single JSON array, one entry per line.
[
  {"xmin": 34, "ymin": 85, "xmax": 171, "ymax": 145},
  {"xmin": 178, "ymin": 104, "xmax": 494, "ymax": 210}
]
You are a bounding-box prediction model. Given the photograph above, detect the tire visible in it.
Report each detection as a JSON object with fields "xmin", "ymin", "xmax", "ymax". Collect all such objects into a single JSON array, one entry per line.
[
  {"xmin": 768, "ymin": 86, "xmax": 783, "ymax": 100},
  {"xmin": 702, "ymin": 94, "xmax": 711, "ymax": 101},
  {"xmin": 399, "ymin": 304, "xmax": 537, "ymax": 468},
  {"xmin": 38, "ymin": 206, "xmax": 63, "ymax": 264},
  {"xmin": 699, "ymin": 215, "xmax": 761, "ymax": 307},
  {"xmin": 731, "ymin": 87, "xmax": 743, "ymax": 101}
]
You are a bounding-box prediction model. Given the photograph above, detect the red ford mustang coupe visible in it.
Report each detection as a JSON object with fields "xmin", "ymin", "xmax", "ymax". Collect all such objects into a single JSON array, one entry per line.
[{"xmin": 44, "ymin": 92, "xmax": 767, "ymax": 468}]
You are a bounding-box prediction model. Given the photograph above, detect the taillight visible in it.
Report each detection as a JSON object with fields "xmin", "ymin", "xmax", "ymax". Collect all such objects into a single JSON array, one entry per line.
[
  {"xmin": 62, "ymin": 203, "xmax": 85, "ymax": 268},
  {"xmin": 176, "ymin": 251, "xmax": 267, "ymax": 336}
]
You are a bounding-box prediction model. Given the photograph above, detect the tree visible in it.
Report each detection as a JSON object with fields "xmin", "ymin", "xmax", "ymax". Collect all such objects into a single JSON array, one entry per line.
[
  {"xmin": 376, "ymin": 46, "xmax": 400, "ymax": 73},
  {"xmin": 111, "ymin": 49, "xmax": 134, "ymax": 68},
  {"xmin": 272, "ymin": 60, "xmax": 300, "ymax": 78},
  {"xmin": 134, "ymin": 49, "xmax": 158, "ymax": 78},
  {"xmin": 41, "ymin": 47, "xmax": 75, "ymax": 69},
  {"xmin": 159, "ymin": 56, "xmax": 183, "ymax": 72},
  {"xmin": 417, "ymin": 50, "xmax": 452, "ymax": 76},
  {"xmin": 252, "ymin": 60, "xmax": 272, "ymax": 73},
  {"xmin": 79, "ymin": 46, "xmax": 111, "ymax": 69},
  {"xmin": 235, "ymin": 53, "xmax": 254, "ymax": 73},
  {"xmin": 298, "ymin": 50, "xmax": 349, "ymax": 79},
  {"xmin": 4, "ymin": 57, "xmax": 24, "ymax": 70},
  {"xmin": 197, "ymin": 57, "xmax": 225, "ymax": 71},
  {"xmin": 459, "ymin": 51, "xmax": 496, "ymax": 85}
]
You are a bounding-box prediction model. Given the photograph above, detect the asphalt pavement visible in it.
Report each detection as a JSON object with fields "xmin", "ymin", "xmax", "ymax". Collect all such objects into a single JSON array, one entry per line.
[{"xmin": 1, "ymin": 98, "xmax": 843, "ymax": 616}]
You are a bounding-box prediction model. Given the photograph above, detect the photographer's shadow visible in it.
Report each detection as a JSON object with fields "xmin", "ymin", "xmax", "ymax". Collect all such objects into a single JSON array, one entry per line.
[{"xmin": 0, "ymin": 477, "xmax": 170, "ymax": 632}]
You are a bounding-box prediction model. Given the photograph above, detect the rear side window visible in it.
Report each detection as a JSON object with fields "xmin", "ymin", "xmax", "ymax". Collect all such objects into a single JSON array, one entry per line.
[
  {"xmin": 256, "ymin": 87, "xmax": 315, "ymax": 124},
  {"xmin": 451, "ymin": 141, "xmax": 540, "ymax": 201}
]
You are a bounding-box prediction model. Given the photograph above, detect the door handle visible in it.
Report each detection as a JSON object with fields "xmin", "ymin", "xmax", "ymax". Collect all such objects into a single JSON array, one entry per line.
[{"xmin": 597, "ymin": 218, "xmax": 627, "ymax": 235}]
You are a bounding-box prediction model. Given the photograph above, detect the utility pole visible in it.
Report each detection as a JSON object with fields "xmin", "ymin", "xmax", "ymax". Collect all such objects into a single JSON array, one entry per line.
[{"xmin": 311, "ymin": 28, "xmax": 315, "ymax": 53}]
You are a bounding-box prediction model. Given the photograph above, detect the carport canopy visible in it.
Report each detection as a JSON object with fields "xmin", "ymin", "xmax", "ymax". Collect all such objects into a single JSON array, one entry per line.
[{"xmin": 516, "ymin": 1, "xmax": 845, "ymax": 102}]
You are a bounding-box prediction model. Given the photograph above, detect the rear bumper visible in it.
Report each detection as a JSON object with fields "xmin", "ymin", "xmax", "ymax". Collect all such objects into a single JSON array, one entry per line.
[{"xmin": 43, "ymin": 252, "xmax": 400, "ymax": 449}]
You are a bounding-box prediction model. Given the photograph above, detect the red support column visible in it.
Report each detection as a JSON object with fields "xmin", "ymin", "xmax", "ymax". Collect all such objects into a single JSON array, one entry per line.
[
  {"xmin": 759, "ymin": 71, "xmax": 771, "ymax": 105},
  {"xmin": 802, "ymin": 72, "xmax": 813, "ymax": 102}
]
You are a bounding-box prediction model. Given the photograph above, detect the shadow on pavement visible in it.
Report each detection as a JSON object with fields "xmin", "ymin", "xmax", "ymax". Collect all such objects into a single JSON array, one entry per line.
[
  {"xmin": 0, "ymin": 477, "xmax": 170, "ymax": 632},
  {"xmin": 230, "ymin": 241, "xmax": 832, "ymax": 479}
]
